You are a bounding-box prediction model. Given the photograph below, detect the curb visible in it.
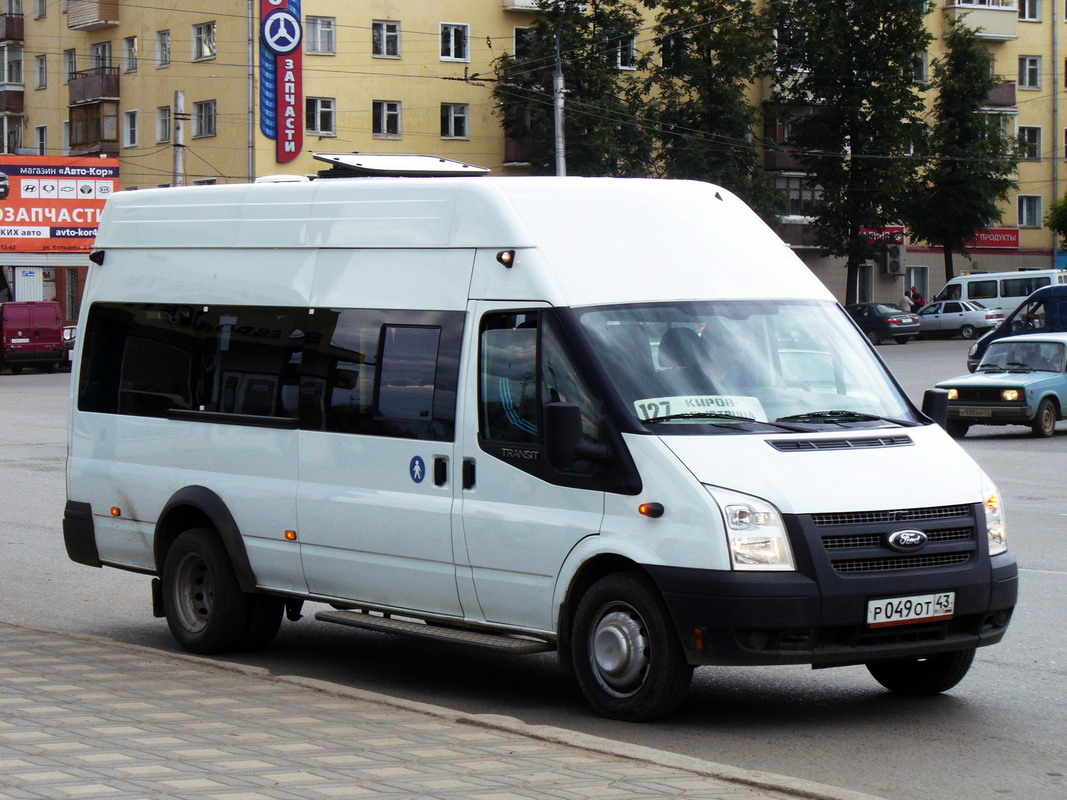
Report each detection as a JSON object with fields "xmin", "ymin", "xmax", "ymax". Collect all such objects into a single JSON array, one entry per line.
[{"xmin": 5, "ymin": 621, "xmax": 887, "ymax": 800}]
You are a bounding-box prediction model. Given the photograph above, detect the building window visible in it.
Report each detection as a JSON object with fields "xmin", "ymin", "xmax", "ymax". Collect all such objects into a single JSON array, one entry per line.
[
  {"xmin": 123, "ymin": 110, "xmax": 138, "ymax": 148},
  {"xmin": 306, "ymin": 16, "xmax": 336, "ymax": 54},
  {"xmin": 306, "ymin": 97, "xmax": 335, "ymax": 135},
  {"xmin": 440, "ymin": 23, "xmax": 469, "ymax": 62},
  {"xmin": 1, "ymin": 43, "xmax": 22, "ymax": 84},
  {"xmin": 775, "ymin": 174, "xmax": 823, "ymax": 216},
  {"xmin": 193, "ymin": 22, "xmax": 216, "ymax": 61},
  {"xmin": 3, "ymin": 0, "xmax": 23, "ymax": 13},
  {"xmin": 156, "ymin": 106, "xmax": 171, "ymax": 143},
  {"xmin": 372, "ymin": 20, "xmax": 401, "ymax": 57},
  {"xmin": 124, "ymin": 36, "xmax": 137, "ymax": 72},
  {"xmin": 1019, "ymin": 0, "xmax": 1040, "ymax": 20},
  {"xmin": 34, "ymin": 54, "xmax": 45, "ymax": 88},
  {"xmin": 34, "ymin": 0, "xmax": 44, "ymax": 18},
  {"xmin": 913, "ymin": 51, "xmax": 929, "ymax": 83},
  {"xmin": 90, "ymin": 41, "xmax": 111, "ymax": 70},
  {"xmin": 1019, "ymin": 55, "xmax": 1041, "ymax": 88},
  {"xmin": 63, "ymin": 49, "xmax": 76, "ymax": 83},
  {"xmin": 616, "ymin": 35, "xmax": 637, "ymax": 70},
  {"xmin": 62, "ymin": 120, "xmax": 70, "ymax": 155},
  {"xmin": 373, "ymin": 100, "xmax": 401, "ymax": 137},
  {"xmin": 193, "ymin": 100, "xmax": 216, "ymax": 137},
  {"xmin": 1018, "ymin": 195, "xmax": 1042, "ymax": 228},
  {"xmin": 440, "ymin": 103, "xmax": 468, "ymax": 139},
  {"xmin": 1019, "ymin": 125, "xmax": 1041, "ymax": 160},
  {"xmin": 156, "ymin": 30, "xmax": 170, "ymax": 68},
  {"xmin": 34, "ymin": 125, "xmax": 45, "ymax": 155}
]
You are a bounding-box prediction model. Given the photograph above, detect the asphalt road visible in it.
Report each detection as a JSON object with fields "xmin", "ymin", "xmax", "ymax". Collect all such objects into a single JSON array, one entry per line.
[{"xmin": 1, "ymin": 338, "xmax": 1063, "ymax": 800}]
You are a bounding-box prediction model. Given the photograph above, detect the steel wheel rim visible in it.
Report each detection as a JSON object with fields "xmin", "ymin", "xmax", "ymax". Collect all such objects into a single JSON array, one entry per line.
[
  {"xmin": 1043, "ymin": 405, "xmax": 1055, "ymax": 434},
  {"xmin": 589, "ymin": 603, "xmax": 650, "ymax": 697},
  {"xmin": 173, "ymin": 551, "xmax": 213, "ymax": 633}
]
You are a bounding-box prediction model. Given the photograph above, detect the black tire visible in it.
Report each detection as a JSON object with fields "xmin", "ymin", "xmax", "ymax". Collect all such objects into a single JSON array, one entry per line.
[
  {"xmin": 9, "ymin": 365, "xmax": 22, "ymax": 375},
  {"xmin": 959, "ymin": 324, "xmax": 977, "ymax": 340},
  {"xmin": 866, "ymin": 648, "xmax": 976, "ymax": 694},
  {"xmin": 1031, "ymin": 397, "xmax": 1057, "ymax": 438},
  {"xmin": 894, "ymin": 336, "xmax": 910, "ymax": 345},
  {"xmin": 571, "ymin": 573, "xmax": 692, "ymax": 722},
  {"xmin": 161, "ymin": 528, "xmax": 282, "ymax": 654},
  {"xmin": 946, "ymin": 420, "xmax": 970, "ymax": 438},
  {"xmin": 866, "ymin": 331, "xmax": 882, "ymax": 346}
]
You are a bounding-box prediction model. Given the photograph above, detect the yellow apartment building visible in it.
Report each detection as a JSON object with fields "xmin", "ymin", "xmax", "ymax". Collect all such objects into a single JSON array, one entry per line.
[{"xmin": 3, "ymin": 0, "xmax": 1065, "ymax": 306}]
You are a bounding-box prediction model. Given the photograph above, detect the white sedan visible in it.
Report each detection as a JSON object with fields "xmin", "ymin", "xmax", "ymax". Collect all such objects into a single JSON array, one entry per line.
[{"xmin": 917, "ymin": 300, "xmax": 1004, "ymax": 340}]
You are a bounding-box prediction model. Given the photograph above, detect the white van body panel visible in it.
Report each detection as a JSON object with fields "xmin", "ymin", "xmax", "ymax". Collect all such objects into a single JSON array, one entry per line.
[{"xmin": 660, "ymin": 425, "xmax": 982, "ymax": 514}]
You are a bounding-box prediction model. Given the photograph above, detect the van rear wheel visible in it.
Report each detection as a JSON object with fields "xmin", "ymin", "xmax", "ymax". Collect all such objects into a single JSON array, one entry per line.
[
  {"xmin": 866, "ymin": 648, "xmax": 976, "ymax": 694},
  {"xmin": 161, "ymin": 528, "xmax": 282, "ymax": 654},
  {"xmin": 572, "ymin": 573, "xmax": 692, "ymax": 722}
]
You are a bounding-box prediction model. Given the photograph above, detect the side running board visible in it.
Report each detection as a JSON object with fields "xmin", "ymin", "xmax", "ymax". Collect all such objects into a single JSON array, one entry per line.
[{"xmin": 315, "ymin": 609, "xmax": 554, "ymax": 654}]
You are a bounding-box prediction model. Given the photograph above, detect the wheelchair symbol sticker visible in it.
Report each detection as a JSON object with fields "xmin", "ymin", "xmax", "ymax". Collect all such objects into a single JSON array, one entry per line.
[
  {"xmin": 262, "ymin": 9, "xmax": 302, "ymax": 56},
  {"xmin": 409, "ymin": 456, "xmax": 426, "ymax": 484}
]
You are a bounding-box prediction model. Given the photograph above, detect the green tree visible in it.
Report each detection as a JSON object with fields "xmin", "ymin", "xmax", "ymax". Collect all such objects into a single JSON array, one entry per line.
[
  {"xmin": 1045, "ymin": 195, "xmax": 1067, "ymax": 250},
  {"xmin": 906, "ymin": 15, "xmax": 1018, "ymax": 285},
  {"xmin": 641, "ymin": 0, "xmax": 778, "ymax": 220},
  {"xmin": 491, "ymin": 0, "xmax": 653, "ymax": 176},
  {"xmin": 771, "ymin": 0, "xmax": 932, "ymax": 304}
]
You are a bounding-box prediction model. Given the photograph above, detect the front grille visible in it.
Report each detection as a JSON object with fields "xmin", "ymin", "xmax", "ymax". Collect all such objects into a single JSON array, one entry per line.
[
  {"xmin": 832, "ymin": 552, "xmax": 972, "ymax": 573},
  {"xmin": 822, "ymin": 527, "xmax": 973, "ymax": 550},
  {"xmin": 812, "ymin": 504, "xmax": 971, "ymax": 527},
  {"xmin": 769, "ymin": 435, "xmax": 913, "ymax": 452},
  {"xmin": 956, "ymin": 387, "xmax": 1018, "ymax": 402}
]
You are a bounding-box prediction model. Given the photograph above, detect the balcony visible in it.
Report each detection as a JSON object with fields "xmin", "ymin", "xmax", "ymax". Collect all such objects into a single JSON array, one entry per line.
[
  {"xmin": 0, "ymin": 89, "xmax": 23, "ymax": 114},
  {"xmin": 0, "ymin": 13, "xmax": 23, "ymax": 42},
  {"xmin": 68, "ymin": 66, "xmax": 119, "ymax": 106},
  {"xmin": 777, "ymin": 221, "xmax": 820, "ymax": 250},
  {"xmin": 67, "ymin": 0, "xmax": 119, "ymax": 31},
  {"xmin": 68, "ymin": 100, "xmax": 118, "ymax": 155},
  {"xmin": 503, "ymin": 0, "xmax": 540, "ymax": 9},
  {"xmin": 986, "ymin": 80, "xmax": 1016, "ymax": 108},
  {"xmin": 945, "ymin": 2, "xmax": 1017, "ymax": 41}
]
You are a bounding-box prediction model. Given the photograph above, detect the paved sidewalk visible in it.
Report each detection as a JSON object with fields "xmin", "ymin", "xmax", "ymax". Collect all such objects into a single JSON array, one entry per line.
[{"xmin": 0, "ymin": 622, "xmax": 885, "ymax": 800}]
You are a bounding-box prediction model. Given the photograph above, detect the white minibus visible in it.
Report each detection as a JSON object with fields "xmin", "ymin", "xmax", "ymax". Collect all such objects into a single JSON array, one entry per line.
[
  {"xmin": 933, "ymin": 268, "xmax": 1067, "ymax": 313},
  {"xmin": 64, "ymin": 155, "xmax": 1017, "ymax": 721}
]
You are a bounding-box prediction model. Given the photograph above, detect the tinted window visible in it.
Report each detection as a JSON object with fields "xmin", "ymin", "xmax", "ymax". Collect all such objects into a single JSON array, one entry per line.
[
  {"xmin": 378, "ymin": 326, "xmax": 441, "ymax": 421},
  {"xmin": 480, "ymin": 312, "xmax": 540, "ymax": 444},
  {"xmin": 967, "ymin": 280, "xmax": 997, "ymax": 300},
  {"xmin": 944, "ymin": 302, "xmax": 962, "ymax": 313},
  {"xmin": 1001, "ymin": 276, "xmax": 1051, "ymax": 297},
  {"xmin": 80, "ymin": 303, "xmax": 304, "ymax": 419}
]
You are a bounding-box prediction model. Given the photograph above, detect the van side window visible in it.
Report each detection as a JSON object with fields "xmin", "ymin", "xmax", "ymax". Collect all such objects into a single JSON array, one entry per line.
[
  {"xmin": 301, "ymin": 309, "xmax": 463, "ymax": 441},
  {"xmin": 1001, "ymin": 276, "xmax": 1051, "ymax": 298},
  {"xmin": 968, "ymin": 280, "xmax": 997, "ymax": 300},
  {"xmin": 479, "ymin": 311, "xmax": 602, "ymax": 475},
  {"xmin": 79, "ymin": 303, "xmax": 303, "ymax": 419},
  {"xmin": 941, "ymin": 284, "xmax": 961, "ymax": 301}
]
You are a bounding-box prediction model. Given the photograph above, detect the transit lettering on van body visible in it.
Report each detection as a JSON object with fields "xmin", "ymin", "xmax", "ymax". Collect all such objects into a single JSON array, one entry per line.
[{"xmin": 501, "ymin": 447, "xmax": 538, "ymax": 461}]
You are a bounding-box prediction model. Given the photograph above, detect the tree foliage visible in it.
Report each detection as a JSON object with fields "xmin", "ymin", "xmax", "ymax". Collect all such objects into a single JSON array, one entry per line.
[
  {"xmin": 491, "ymin": 0, "xmax": 653, "ymax": 176},
  {"xmin": 771, "ymin": 0, "xmax": 932, "ymax": 303},
  {"xmin": 906, "ymin": 15, "xmax": 1018, "ymax": 284},
  {"xmin": 640, "ymin": 0, "xmax": 778, "ymax": 219}
]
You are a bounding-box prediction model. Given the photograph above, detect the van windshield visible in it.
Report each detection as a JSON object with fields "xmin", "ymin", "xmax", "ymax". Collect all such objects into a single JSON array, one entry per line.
[{"xmin": 577, "ymin": 300, "xmax": 919, "ymax": 433}]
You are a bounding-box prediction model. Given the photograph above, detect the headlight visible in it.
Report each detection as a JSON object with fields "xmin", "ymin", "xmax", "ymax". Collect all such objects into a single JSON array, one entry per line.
[
  {"xmin": 981, "ymin": 473, "xmax": 1007, "ymax": 556},
  {"xmin": 968, "ymin": 343, "xmax": 978, "ymax": 357},
  {"xmin": 705, "ymin": 486, "xmax": 795, "ymax": 571},
  {"xmin": 946, "ymin": 388, "xmax": 958, "ymax": 400},
  {"xmin": 1001, "ymin": 389, "xmax": 1020, "ymax": 402}
]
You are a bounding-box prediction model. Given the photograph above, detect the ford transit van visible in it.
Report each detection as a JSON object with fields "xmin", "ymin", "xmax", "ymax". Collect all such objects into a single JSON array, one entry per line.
[
  {"xmin": 934, "ymin": 268, "xmax": 1067, "ymax": 314},
  {"xmin": 63, "ymin": 156, "xmax": 1017, "ymax": 721}
]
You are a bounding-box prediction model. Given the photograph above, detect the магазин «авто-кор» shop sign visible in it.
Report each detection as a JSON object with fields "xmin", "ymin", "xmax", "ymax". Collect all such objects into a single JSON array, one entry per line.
[{"xmin": 0, "ymin": 155, "xmax": 120, "ymax": 253}]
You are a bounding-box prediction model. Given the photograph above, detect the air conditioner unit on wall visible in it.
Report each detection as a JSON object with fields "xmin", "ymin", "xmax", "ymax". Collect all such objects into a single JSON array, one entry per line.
[{"xmin": 883, "ymin": 244, "xmax": 906, "ymax": 276}]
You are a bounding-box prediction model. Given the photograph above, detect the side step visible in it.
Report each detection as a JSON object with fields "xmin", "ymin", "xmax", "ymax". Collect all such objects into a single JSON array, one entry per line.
[{"xmin": 315, "ymin": 609, "xmax": 554, "ymax": 655}]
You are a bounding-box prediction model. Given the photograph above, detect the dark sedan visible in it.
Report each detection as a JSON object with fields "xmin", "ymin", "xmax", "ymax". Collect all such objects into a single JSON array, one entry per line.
[{"xmin": 845, "ymin": 302, "xmax": 921, "ymax": 345}]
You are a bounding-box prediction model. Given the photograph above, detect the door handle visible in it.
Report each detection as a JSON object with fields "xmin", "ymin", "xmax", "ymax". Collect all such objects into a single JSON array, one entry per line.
[
  {"xmin": 434, "ymin": 456, "xmax": 448, "ymax": 487},
  {"xmin": 462, "ymin": 458, "xmax": 476, "ymax": 490}
]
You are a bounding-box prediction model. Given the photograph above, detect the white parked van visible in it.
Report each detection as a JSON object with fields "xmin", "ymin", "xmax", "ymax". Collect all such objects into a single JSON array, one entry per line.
[
  {"xmin": 933, "ymin": 268, "xmax": 1067, "ymax": 314},
  {"xmin": 64, "ymin": 156, "xmax": 1017, "ymax": 721}
]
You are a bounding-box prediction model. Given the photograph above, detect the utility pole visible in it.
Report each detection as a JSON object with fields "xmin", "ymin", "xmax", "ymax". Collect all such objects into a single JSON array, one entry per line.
[
  {"xmin": 173, "ymin": 90, "xmax": 186, "ymax": 186},
  {"xmin": 553, "ymin": 3, "xmax": 566, "ymax": 177}
]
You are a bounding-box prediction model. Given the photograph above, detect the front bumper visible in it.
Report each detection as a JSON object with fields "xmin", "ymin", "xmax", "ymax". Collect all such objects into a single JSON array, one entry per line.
[
  {"xmin": 947, "ymin": 403, "xmax": 1032, "ymax": 425},
  {"xmin": 647, "ymin": 504, "xmax": 1017, "ymax": 668}
]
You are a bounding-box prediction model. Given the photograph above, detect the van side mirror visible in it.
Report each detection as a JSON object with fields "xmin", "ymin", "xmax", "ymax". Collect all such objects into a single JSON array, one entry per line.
[
  {"xmin": 922, "ymin": 388, "xmax": 948, "ymax": 429},
  {"xmin": 544, "ymin": 402, "xmax": 611, "ymax": 470}
]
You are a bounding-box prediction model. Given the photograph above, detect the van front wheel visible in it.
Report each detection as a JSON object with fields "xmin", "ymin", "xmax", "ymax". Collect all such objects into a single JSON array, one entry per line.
[
  {"xmin": 572, "ymin": 573, "xmax": 692, "ymax": 722},
  {"xmin": 162, "ymin": 528, "xmax": 282, "ymax": 654}
]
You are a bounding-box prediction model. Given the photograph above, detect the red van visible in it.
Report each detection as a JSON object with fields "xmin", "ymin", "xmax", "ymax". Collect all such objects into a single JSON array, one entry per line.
[{"xmin": 0, "ymin": 301, "xmax": 65, "ymax": 374}]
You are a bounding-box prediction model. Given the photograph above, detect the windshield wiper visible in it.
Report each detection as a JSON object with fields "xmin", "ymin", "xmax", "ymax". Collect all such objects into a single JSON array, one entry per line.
[
  {"xmin": 643, "ymin": 411, "xmax": 756, "ymax": 424},
  {"xmin": 1004, "ymin": 361, "xmax": 1033, "ymax": 372},
  {"xmin": 776, "ymin": 410, "xmax": 918, "ymax": 427}
]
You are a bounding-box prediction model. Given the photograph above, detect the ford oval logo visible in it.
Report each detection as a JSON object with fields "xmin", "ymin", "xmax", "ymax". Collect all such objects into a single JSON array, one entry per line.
[{"xmin": 887, "ymin": 529, "xmax": 928, "ymax": 552}]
